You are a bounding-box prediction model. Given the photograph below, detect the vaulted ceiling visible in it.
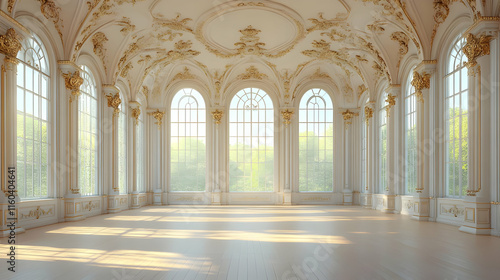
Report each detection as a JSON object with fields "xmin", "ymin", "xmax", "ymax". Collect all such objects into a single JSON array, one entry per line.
[{"xmin": 4, "ymin": 0, "xmax": 496, "ymax": 108}]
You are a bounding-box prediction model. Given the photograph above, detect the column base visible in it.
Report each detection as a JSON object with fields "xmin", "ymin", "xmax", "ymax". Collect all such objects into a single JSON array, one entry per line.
[
  {"xmin": 283, "ymin": 191, "xmax": 292, "ymax": 206},
  {"xmin": 153, "ymin": 189, "xmax": 162, "ymax": 206},
  {"xmin": 343, "ymin": 189, "xmax": 353, "ymax": 206},
  {"xmin": 131, "ymin": 192, "xmax": 140, "ymax": 209},
  {"xmin": 361, "ymin": 193, "xmax": 372, "ymax": 208},
  {"xmin": 212, "ymin": 191, "xmax": 222, "ymax": 205},
  {"xmin": 64, "ymin": 197, "xmax": 85, "ymax": 221},
  {"xmin": 458, "ymin": 197, "xmax": 491, "ymax": 235},
  {"xmin": 107, "ymin": 195, "xmax": 121, "ymax": 213},
  {"xmin": 410, "ymin": 194, "xmax": 430, "ymax": 221}
]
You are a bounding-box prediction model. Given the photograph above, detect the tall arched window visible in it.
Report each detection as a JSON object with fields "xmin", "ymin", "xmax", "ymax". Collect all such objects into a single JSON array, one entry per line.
[
  {"xmin": 170, "ymin": 88, "xmax": 206, "ymax": 192},
  {"xmin": 298, "ymin": 88, "xmax": 333, "ymax": 192},
  {"xmin": 136, "ymin": 108, "xmax": 145, "ymax": 193},
  {"xmin": 229, "ymin": 88, "xmax": 274, "ymax": 192},
  {"xmin": 405, "ymin": 69, "xmax": 417, "ymax": 194},
  {"xmin": 16, "ymin": 36, "xmax": 50, "ymax": 199},
  {"xmin": 118, "ymin": 98, "xmax": 127, "ymax": 194},
  {"xmin": 379, "ymin": 92, "xmax": 388, "ymax": 193},
  {"xmin": 445, "ymin": 37, "xmax": 468, "ymax": 197},
  {"xmin": 79, "ymin": 65, "xmax": 98, "ymax": 196}
]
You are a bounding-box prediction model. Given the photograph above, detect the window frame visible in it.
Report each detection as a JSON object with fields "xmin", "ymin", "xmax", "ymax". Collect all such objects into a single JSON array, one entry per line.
[{"xmin": 405, "ymin": 69, "xmax": 417, "ymax": 194}]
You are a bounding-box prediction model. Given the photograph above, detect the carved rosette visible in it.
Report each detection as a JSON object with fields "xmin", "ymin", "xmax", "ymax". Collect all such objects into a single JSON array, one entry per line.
[
  {"xmin": 212, "ymin": 109, "xmax": 223, "ymax": 125},
  {"xmin": 342, "ymin": 109, "xmax": 359, "ymax": 127},
  {"xmin": 385, "ymin": 94, "xmax": 396, "ymax": 118},
  {"xmin": 131, "ymin": 107, "xmax": 141, "ymax": 126},
  {"xmin": 0, "ymin": 28, "xmax": 22, "ymax": 64},
  {"xmin": 150, "ymin": 109, "xmax": 165, "ymax": 129},
  {"xmin": 411, "ymin": 71, "xmax": 431, "ymax": 103},
  {"xmin": 62, "ymin": 71, "xmax": 84, "ymax": 102},
  {"xmin": 106, "ymin": 93, "xmax": 122, "ymax": 116},
  {"xmin": 462, "ymin": 33, "xmax": 494, "ymax": 70},
  {"xmin": 281, "ymin": 109, "xmax": 294, "ymax": 126},
  {"xmin": 364, "ymin": 106, "xmax": 373, "ymax": 126}
]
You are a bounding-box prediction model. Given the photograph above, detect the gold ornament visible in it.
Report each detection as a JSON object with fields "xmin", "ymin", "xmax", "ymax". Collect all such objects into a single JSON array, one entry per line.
[
  {"xmin": 106, "ymin": 93, "xmax": 122, "ymax": 116},
  {"xmin": 131, "ymin": 107, "xmax": 141, "ymax": 125},
  {"xmin": 212, "ymin": 109, "xmax": 223, "ymax": 125},
  {"xmin": 364, "ymin": 106, "xmax": 373, "ymax": 125},
  {"xmin": 385, "ymin": 94, "xmax": 396, "ymax": 117},
  {"xmin": 462, "ymin": 33, "xmax": 494, "ymax": 69},
  {"xmin": 411, "ymin": 71, "xmax": 431, "ymax": 103},
  {"xmin": 62, "ymin": 71, "xmax": 84, "ymax": 102},
  {"xmin": 281, "ymin": 109, "xmax": 294, "ymax": 126},
  {"xmin": 149, "ymin": 110, "xmax": 165, "ymax": 129},
  {"xmin": 0, "ymin": 28, "xmax": 22, "ymax": 63}
]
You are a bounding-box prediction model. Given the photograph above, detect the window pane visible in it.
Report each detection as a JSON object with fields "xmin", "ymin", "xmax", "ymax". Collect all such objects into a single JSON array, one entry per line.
[{"xmin": 229, "ymin": 88, "xmax": 273, "ymax": 192}]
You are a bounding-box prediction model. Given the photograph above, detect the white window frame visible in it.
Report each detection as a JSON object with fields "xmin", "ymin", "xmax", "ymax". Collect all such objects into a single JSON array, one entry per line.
[{"xmin": 405, "ymin": 70, "xmax": 417, "ymax": 194}]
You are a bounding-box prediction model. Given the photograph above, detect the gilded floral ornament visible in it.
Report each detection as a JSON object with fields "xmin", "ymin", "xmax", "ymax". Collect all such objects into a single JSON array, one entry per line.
[
  {"xmin": 390, "ymin": 31, "xmax": 409, "ymax": 68},
  {"xmin": 37, "ymin": 0, "xmax": 64, "ymax": 42},
  {"xmin": 281, "ymin": 109, "xmax": 294, "ymax": 126},
  {"xmin": 92, "ymin": 32, "xmax": 108, "ymax": 71},
  {"xmin": 310, "ymin": 68, "xmax": 332, "ymax": 80},
  {"xmin": 385, "ymin": 94, "xmax": 396, "ymax": 117},
  {"xmin": 149, "ymin": 110, "xmax": 165, "ymax": 129},
  {"xmin": 131, "ymin": 107, "xmax": 141, "ymax": 126},
  {"xmin": 411, "ymin": 71, "xmax": 431, "ymax": 103},
  {"xmin": 106, "ymin": 93, "xmax": 122, "ymax": 116},
  {"xmin": 7, "ymin": 0, "xmax": 16, "ymax": 14},
  {"xmin": 62, "ymin": 71, "xmax": 84, "ymax": 102},
  {"xmin": 364, "ymin": 106, "xmax": 374, "ymax": 125},
  {"xmin": 153, "ymin": 13, "xmax": 193, "ymax": 33},
  {"xmin": 462, "ymin": 33, "xmax": 494, "ymax": 69},
  {"xmin": 237, "ymin": 66, "xmax": 268, "ymax": 80},
  {"xmin": 212, "ymin": 109, "xmax": 223, "ymax": 125},
  {"xmin": 166, "ymin": 40, "xmax": 200, "ymax": 61},
  {"xmin": 173, "ymin": 67, "xmax": 195, "ymax": 81},
  {"xmin": 307, "ymin": 13, "xmax": 344, "ymax": 33},
  {"xmin": 342, "ymin": 109, "xmax": 359, "ymax": 126},
  {"xmin": 0, "ymin": 28, "xmax": 22, "ymax": 63}
]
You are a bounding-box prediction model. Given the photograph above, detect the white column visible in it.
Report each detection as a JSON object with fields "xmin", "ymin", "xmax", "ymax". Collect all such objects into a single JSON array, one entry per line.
[
  {"xmin": 363, "ymin": 102, "xmax": 375, "ymax": 208},
  {"xmin": 211, "ymin": 108, "xmax": 223, "ymax": 204},
  {"xmin": 0, "ymin": 28, "xmax": 26, "ymax": 235},
  {"xmin": 383, "ymin": 85, "xmax": 400, "ymax": 212},
  {"xmin": 280, "ymin": 109, "xmax": 293, "ymax": 205},
  {"xmin": 341, "ymin": 109, "xmax": 359, "ymax": 205},
  {"xmin": 103, "ymin": 85, "xmax": 121, "ymax": 212},
  {"xmin": 129, "ymin": 101, "xmax": 141, "ymax": 208},
  {"xmin": 148, "ymin": 109, "xmax": 165, "ymax": 206},
  {"xmin": 459, "ymin": 28, "xmax": 497, "ymax": 235}
]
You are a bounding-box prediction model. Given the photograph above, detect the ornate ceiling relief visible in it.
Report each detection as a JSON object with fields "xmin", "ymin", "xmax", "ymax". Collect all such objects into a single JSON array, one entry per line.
[
  {"xmin": 92, "ymin": 32, "xmax": 108, "ymax": 71},
  {"xmin": 431, "ymin": 0, "xmax": 460, "ymax": 46},
  {"xmin": 358, "ymin": 84, "xmax": 368, "ymax": 99},
  {"xmin": 120, "ymin": 62, "xmax": 133, "ymax": 78},
  {"xmin": 237, "ymin": 66, "xmax": 268, "ymax": 80},
  {"xmin": 390, "ymin": 31, "xmax": 409, "ymax": 68},
  {"xmin": 118, "ymin": 17, "xmax": 136, "ymax": 35},
  {"xmin": 7, "ymin": 0, "xmax": 16, "ymax": 14},
  {"xmin": 306, "ymin": 13, "xmax": 347, "ymax": 33},
  {"xmin": 37, "ymin": 0, "xmax": 64, "ymax": 43},
  {"xmin": 153, "ymin": 13, "xmax": 194, "ymax": 33}
]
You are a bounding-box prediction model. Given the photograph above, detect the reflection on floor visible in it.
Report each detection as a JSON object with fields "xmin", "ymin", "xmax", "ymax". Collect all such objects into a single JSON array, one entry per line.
[{"xmin": 1, "ymin": 205, "xmax": 499, "ymax": 280}]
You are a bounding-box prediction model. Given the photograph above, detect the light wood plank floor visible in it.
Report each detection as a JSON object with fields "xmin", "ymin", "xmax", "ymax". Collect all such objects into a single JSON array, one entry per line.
[{"xmin": 1, "ymin": 205, "xmax": 500, "ymax": 280}]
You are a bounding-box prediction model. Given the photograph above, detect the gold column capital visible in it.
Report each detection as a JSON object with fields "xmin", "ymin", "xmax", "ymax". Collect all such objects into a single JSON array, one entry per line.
[
  {"xmin": 385, "ymin": 94, "xmax": 397, "ymax": 118},
  {"xmin": 364, "ymin": 106, "xmax": 373, "ymax": 126},
  {"xmin": 131, "ymin": 107, "xmax": 141, "ymax": 126},
  {"xmin": 62, "ymin": 70, "xmax": 84, "ymax": 102},
  {"xmin": 148, "ymin": 109, "xmax": 165, "ymax": 129},
  {"xmin": 411, "ymin": 71, "xmax": 431, "ymax": 103},
  {"xmin": 211, "ymin": 109, "xmax": 224, "ymax": 125},
  {"xmin": 281, "ymin": 109, "xmax": 294, "ymax": 126},
  {"xmin": 342, "ymin": 109, "xmax": 359, "ymax": 127},
  {"xmin": 463, "ymin": 32, "xmax": 494, "ymax": 69},
  {"xmin": 0, "ymin": 28, "xmax": 22, "ymax": 64},
  {"xmin": 106, "ymin": 93, "xmax": 122, "ymax": 117}
]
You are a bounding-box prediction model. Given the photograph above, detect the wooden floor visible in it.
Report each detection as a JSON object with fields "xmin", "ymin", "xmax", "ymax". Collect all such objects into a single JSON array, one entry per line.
[{"xmin": 1, "ymin": 205, "xmax": 500, "ymax": 280}]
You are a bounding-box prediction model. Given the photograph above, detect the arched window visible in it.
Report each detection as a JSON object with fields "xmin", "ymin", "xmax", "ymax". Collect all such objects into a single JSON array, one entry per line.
[
  {"xmin": 445, "ymin": 37, "xmax": 468, "ymax": 197},
  {"xmin": 79, "ymin": 65, "xmax": 98, "ymax": 196},
  {"xmin": 379, "ymin": 92, "xmax": 388, "ymax": 193},
  {"xmin": 405, "ymin": 69, "xmax": 417, "ymax": 194},
  {"xmin": 136, "ymin": 107, "xmax": 145, "ymax": 193},
  {"xmin": 229, "ymin": 88, "xmax": 274, "ymax": 192},
  {"xmin": 170, "ymin": 88, "xmax": 206, "ymax": 192},
  {"xmin": 298, "ymin": 88, "xmax": 334, "ymax": 192},
  {"xmin": 118, "ymin": 97, "xmax": 127, "ymax": 194},
  {"xmin": 16, "ymin": 36, "xmax": 50, "ymax": 198}
]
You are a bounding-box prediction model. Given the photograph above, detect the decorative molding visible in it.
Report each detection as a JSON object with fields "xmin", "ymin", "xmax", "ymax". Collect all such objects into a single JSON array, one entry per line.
[
  {"xmin": 20, "ymin": 206, "xmax": 54, "ymax": 220},
  {"xmin": 364, "ymin": 106, "xmax": 373, "ymax": 125},
  {"xmin": 148, "ymin": 109, "xmax": 165, "ymax": 129},
  {"xmin": 441, "ymin": 204, "xmax": 464, "ymax": 217},
  {"xmin": 91, "ymin": 32, "xmax": 108, "ymax": 72},
  {"xmin": 431, "ymin": 0, "xmax": 460, "ymax": 46},
  {"xmin": 172, "ymin": 67, "xmax": 195, "ymax": 81},
  {"xmin": 411, "ymin": 71, "xmax": 431, "ymax": 103},
  {"xmin": 281, "ymin": 109, "xmax": 294, "ymax": 126},
  {"xmin": 211, "ymin": 109, "xmax": 223, "ymax": 125},
  {"xmin": 131, "ymin": 107, "xmax": 141, "ymax": 125},
  {"xmin": 37, "ymin": 0, "xmax": 64, "ymax": 42},
  {"xmin": 342, "ymin": 109, "xmax": 359, "ymax": 126},
  {"xmin": 390, "ymin": 31, "xmax": 409, "ymax": 68},
  {"xmin": 82, "ymin": 200, "xmax": 100, "ymax": 212},
  {"xmin": 106, "ymin": 93, "xmax": 121, "ymax": 116},
  {"xmin": 385, "ymin": 94, "xmax": 396, "ymax": 118},
  {"xmin": 7, "ymin": 0, "xmax": 16, "ymax": 14},
  {"xmin": 62, "ymin": 71, "xmax": 84, "ymax": 102},
  {"xmin": 306, "ymin": 12, "xmax": 345, "ymax": 33},
  {"xmin": 0, "ymin": 28, "xmax": 21, "ymax": 64},
  {"xmin": 463, "ymin": 33, "xmax": 494, "ymax": 69},
  {"xmin": 237, "ymin": 66, "xmax": 267, "ymax": 80},
  {"xmin": 153, "ymin": 13, "xmax": 193, "ymax": 33},
  {"xmin": 310, "ymin": 67, "xmax": 332, "ymax": 80}
]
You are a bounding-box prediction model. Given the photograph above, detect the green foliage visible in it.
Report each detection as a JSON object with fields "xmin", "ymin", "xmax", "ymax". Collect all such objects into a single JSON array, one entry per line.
[
  {"xmin": 229, "ymin": 143, "xmax": 274, "ymax": 192},
  {"xmin": 447, "ymin": 108, "xmax": 468, "ymax": 196},
  {"xmin": 298, "ymin": 124, "xmax": 334, "ymax": 192},
  {"xmin": 171, "ymin": 137, "xmax": 206, "ymax": 191}
]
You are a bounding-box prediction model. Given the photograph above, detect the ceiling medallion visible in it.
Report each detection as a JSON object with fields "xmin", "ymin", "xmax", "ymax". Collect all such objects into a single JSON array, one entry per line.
[{"xmin": 196, "ymin": 1, "xmax": 305, "ymax": 59}]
